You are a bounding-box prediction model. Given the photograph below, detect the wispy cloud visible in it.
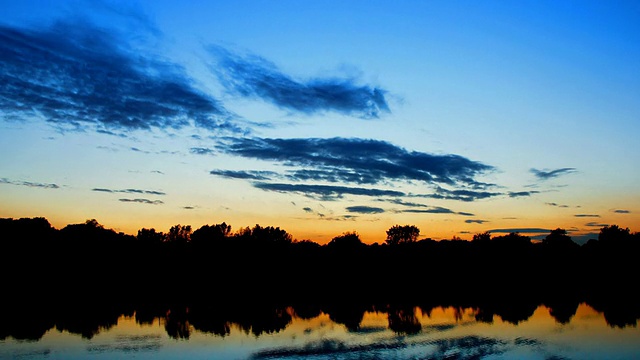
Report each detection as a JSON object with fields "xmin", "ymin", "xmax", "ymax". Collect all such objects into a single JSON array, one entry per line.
[
  {"xmin": 210, "ymin": 137, "xmax": 498, "ymax": 202},
  {"xmin": 488, "ymin": 228, "xmax": 550, "ymax": 234},
  {"xmin": 585, "ymin": 222, "xmax": 609, "ymax": 227},
  {"xmin": 545, "ymin": 202, "xmax": 569, "ymax": 208},
  {"xmin": 210, "ymin": 170, "xmax": 277, "ymax": 181},
  {"xmin": 612, "ymin": 209, "xmax": 630, "ymax": 214},
  {"xmin": 466, "ymin": 219, "xmax": 488, "ymax": 224},
  {"xmin": 345, "ymin": 206, "xmax": 385, "ymax": 214},
  {"xmin": 92, "ymin": 188, "xmax": 166, "ymax": 196},
  {"xmin": 207, "ymin": 45, "xmax": 390, "ymax": 119},
  {"xmin": 0, "ymin": 15, "xmax": 236, "ymax": 133},
  {"xmin": 118, "ymin": 198, "xmax": 163, "ymax": 205},
  {"xmin": 0, "ymin": 177, "xmax": 59, "ymax": 189},
  {"xmin": 397, "ymin": 206, "xmax": 474, "ymax": 216},
  {"xmin": 190, "ymin": 147, "xmax": 216, "ymax": 155},
  {"xmin": 218, "ymin": 137, "xmax": 494, "ymax": 187},
  {"xmin": 530, "ymin": 168, "xmax": 576, "ymax": 180},
  {"xmin": 253, "ymin": 182, "xmax": 404, "ymax": 200},
  {"xmin": 508, "ymin": 191, "xmax": 540, "ymax": 198},
  {"xmin": 414, "ymin": 187, "xmax": 501, "ymax": 202},
  {"xmin": 574, "ymin": 214, "xmax": 600, "ymax": 218}
]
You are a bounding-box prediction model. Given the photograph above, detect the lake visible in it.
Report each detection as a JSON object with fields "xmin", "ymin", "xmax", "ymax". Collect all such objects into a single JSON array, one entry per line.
[{"xmin": 2, "ymin": 299, "xmax": 639, "ymax": 359}]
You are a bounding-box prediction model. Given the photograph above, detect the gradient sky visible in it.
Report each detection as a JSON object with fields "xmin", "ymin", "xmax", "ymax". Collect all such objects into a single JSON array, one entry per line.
[{"xmin": 1, "ymin": 0, "xmax": 639, "ymax": 244}]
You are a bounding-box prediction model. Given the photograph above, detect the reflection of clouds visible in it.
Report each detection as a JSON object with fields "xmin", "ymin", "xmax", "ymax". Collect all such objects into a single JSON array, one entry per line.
[
  {"xmin": 347, "ymin": 325, "xmax": 387, "ymax": 334},
  {"xmin": 4, "ymin": 349, "xmax": 51, "ymax": 359},
  {"xmin": 251, "ymin": 336, "xmax": 508, "ymax": 359},
  {"xmin": 87, "ymin": 334, "xmax": 162, "ymax": 353},
  {"xmin": 250, "ymin": 334, "xmax": 569, "ymax": 360}
]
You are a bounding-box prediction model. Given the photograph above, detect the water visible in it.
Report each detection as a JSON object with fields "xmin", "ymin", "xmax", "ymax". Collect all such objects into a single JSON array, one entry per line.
[{"xmin": 2, "ymin": 301, "xmax": 639, "ymax": 359}]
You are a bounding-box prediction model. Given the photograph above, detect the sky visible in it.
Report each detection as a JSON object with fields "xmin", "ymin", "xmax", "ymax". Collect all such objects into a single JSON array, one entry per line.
[{"xmin": 1, "ymin": 0, "xmax": 639, "ymax": 244}]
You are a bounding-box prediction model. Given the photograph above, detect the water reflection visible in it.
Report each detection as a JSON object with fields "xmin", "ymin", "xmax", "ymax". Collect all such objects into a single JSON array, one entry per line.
[
  {"xmin": 2, "ymin": 301, "xmax": 639, "ymax": 360},
  {"xmin": 1, "ymin": 295, "xmax": 638, "ymax": 342}
]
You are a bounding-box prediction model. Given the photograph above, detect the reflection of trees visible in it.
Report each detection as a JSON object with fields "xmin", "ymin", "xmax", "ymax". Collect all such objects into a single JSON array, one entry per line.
[
  {"xmin": 165, "ymin": 307, "xmax": 191, "ymax": 340},
  {"xmin": 324, "ymin": 303, "xmax": 368, "ymax": 331},
  {"xmin": 544, "ymin": 297, "xmax": 580, "ymax": 324},
  {"xmin": 387, "ymin": 305, "xmax": 421, "ymax": 335},
  {"xmin": 2, "ymin": 217, "xmax": 640, "ymax": 340},
  {"xmin": 2, "ymin": 297, "xmax": 640, "ymax": 342}
]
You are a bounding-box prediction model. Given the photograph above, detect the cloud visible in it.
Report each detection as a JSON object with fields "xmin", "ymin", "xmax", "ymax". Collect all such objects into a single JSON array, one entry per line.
[
  {"xmin": 398, "ymin": 206, "xmax": 474, "ymax": 216},
  {"xmin": 508, "ymin": 191, "xmax": 540, "ymax": 198},
  {"xmin": 613, "ymin": 209, "xmax": 630, "ymax": 214},
  {"xmin": 210, "ymin": 170, "xmax": 277, "ymax": 181},
  {"xmin": 466, "ymin": 219, "xmax": 488, "ymax": 224},
  {"xmin": 118, "ymin": 198, "xmax": 163, "ymax": 205},
  {"xmin": 574, "ymin": 214, "xmax": 600, "ymax": 218},
  {"xmin": 414, "ymin": 187, "xmax": 501, "ymax": 202},
  {"xmin": 218, "ymin": 137, "xmax": 494, "ymax": 187},
  {"xmin": 253, "ymin": 182, "xmax": 405, "ymax": 200},
  {"xmin": 302, "ymin": 207, "xmax": 314, "ymax": 213},
  {"xmin": 530, "ymin": 168, "xmax": 576, "ymax": 180},
  {"xmin": 0, "ymin": 16, "xmax": 237, "ymax": 133},
  {"xmin": 92, "ymin": 188, "xmax": 166, "ymax": 196},
  {"xmin": 207, "ymin": 45, "xmax": 390, "ymax": 119},
  {"xmin": 585, "ymin": 222, "xmax": 609, "ymax": 227},
  {"xmin": 190, "ymin": 147, "xmax": 216, "ymax": 155},
  {"xmin": 382, "ymin": 199, "xmax": 430, "ymax": 207},
  {"xmin": 545, "ymin": 202, "xmax": 569, "ymax": 208},
  {"xmin": 0, "ymin": 177, "xmax": 60, "ymax": 189},
  {"xmin": 345, "ymin": 206, "xmax": 385, "ymax": 214},
  {"xmin": 488, "ymin": 228, "xmax": 550, "ymax": 234}
]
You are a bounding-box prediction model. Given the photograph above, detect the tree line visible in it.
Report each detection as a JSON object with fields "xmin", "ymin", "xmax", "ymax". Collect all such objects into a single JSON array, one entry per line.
[{"xmin": 1, "ymin": 217, "xmax": 639, "ymax": 303}]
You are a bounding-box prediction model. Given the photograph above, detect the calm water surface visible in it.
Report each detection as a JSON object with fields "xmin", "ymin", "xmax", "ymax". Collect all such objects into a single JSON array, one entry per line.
[{"xmin": 2, "ymin": 303, "xmax": 639, "ymax": 360}]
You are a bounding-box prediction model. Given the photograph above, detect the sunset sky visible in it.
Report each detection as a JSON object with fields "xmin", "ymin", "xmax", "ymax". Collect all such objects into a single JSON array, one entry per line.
[{"xmin": 1, "ymin": 0, "xmax": 639, "ymax": 244}]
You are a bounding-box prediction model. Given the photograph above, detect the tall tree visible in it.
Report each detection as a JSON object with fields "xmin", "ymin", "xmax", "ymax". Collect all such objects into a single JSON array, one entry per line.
[{"xmin": 385, "ymin": 225, "xmax": 420, "ymax": 245}]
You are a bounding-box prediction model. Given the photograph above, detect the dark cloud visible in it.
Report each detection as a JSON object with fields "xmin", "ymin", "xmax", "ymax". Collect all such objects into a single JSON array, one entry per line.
[
  {"xmin": 208, "ymin": 45, "xmax": 390, "ymax": 119},
  {"xmin": 382, "ymin": 199, "xmax": 430, "ymax": 207},
  {"xmin": 210, "ymin": 170, "xmax": 278, "ymax": 181},
  {"xmin": 253, "ymin": 182, "xmax": 405, "ymax": 200},
  {"xmin": 92, "ymin": 188, "xmax": 166, "ymax": 196},
  {"xmin": 118, "ymin": 198, "xmax": 163, "ymax": 205},
  {"xmin": 530, "ymin": 168, "xmax": 576, "ymax": 180},
  {"xmin": 414, "ymin": 187, "xmax": 501, "ymax": 202},
  {"xmin": 182, "ymin": 206, "xmax": 196, "ymax": 210},
  {"xmin": 302, "ymin": 207, "xmax": 314, "ymax": 213},
  {"xmin": 190, "ymin": 147, "xmax": 216, "ymax": 155},
  {"xmin": 345, "ymin": 206, "xmax": 385, "ymax": 214},
  {"xmin": 613, "ymin": 209, "xmax": 630, "ymax": 214},
  {"xmin": 574, "ymin": 214, "xmax": 600, "ymax": 218},
  {"xmin": 466, "ymin": 219, "xmax": 488, "ymax": 224},
  {"xmin": 399, "ymin": 206, "xmax": 474, "ymax": 216},
  {"xmin": 318, "ymin": 215, "xmax": 357, "ymax": 221},
  {"xmin": 585, "ymin": 222, "xmax": 609, "ymax": 227},
  {"xmin": 0, "ymin": 18, "xmax": 237, "ymax": 133},
  {"xmin": 508, "ymin": 191, "xmax": 540, "ymax": 198},
  {"xmin": 488, "ymin": 228, "xmax": 550, "ymax": 234},
  {"xmin": 545, "ymin": 202, "xmax": 569, "ymax": 208},
  {"xmin": 218, "ymin": 137, "xmax": 494, "ymax": 188},
  {"xmin": 0, "ymin": 177, "xmax": 60, "ymax": 189}
]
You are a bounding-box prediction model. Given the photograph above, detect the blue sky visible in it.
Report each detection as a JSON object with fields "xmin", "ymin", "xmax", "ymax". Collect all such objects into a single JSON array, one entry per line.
[{"xmin": 1, "ymin": 0, "xmax": 639, "ymax": 244}]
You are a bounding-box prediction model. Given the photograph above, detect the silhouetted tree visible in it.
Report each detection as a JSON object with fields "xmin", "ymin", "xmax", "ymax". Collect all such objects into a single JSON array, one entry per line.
[
  {"xmin": 191, "ymin": 222, "xmax": 231, "ymax": 245},
  {"xmin": 542, "ymin": 228, "xmax": 579, "ymax": 251},
  {"xmin": 327, "ymin": 231, "xmax": 364, "ymax": 250},
  {"xmin": 472, "ymin": 231, "xmax": 491, "ymax": 243},
  {"xmin": 385, "ymin": 224, "xmax": 420, "ymax": 245},
  {"xmin": 598, "ymin": 225, "xmax": 631, "ymax": 244},
  {"xmin": 137, "ymin": 228, "xmax": 165, "ymax": 245},
  {"xmin": 166, "ymin": 224, "xmax": 192, "ymax": 244}
]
